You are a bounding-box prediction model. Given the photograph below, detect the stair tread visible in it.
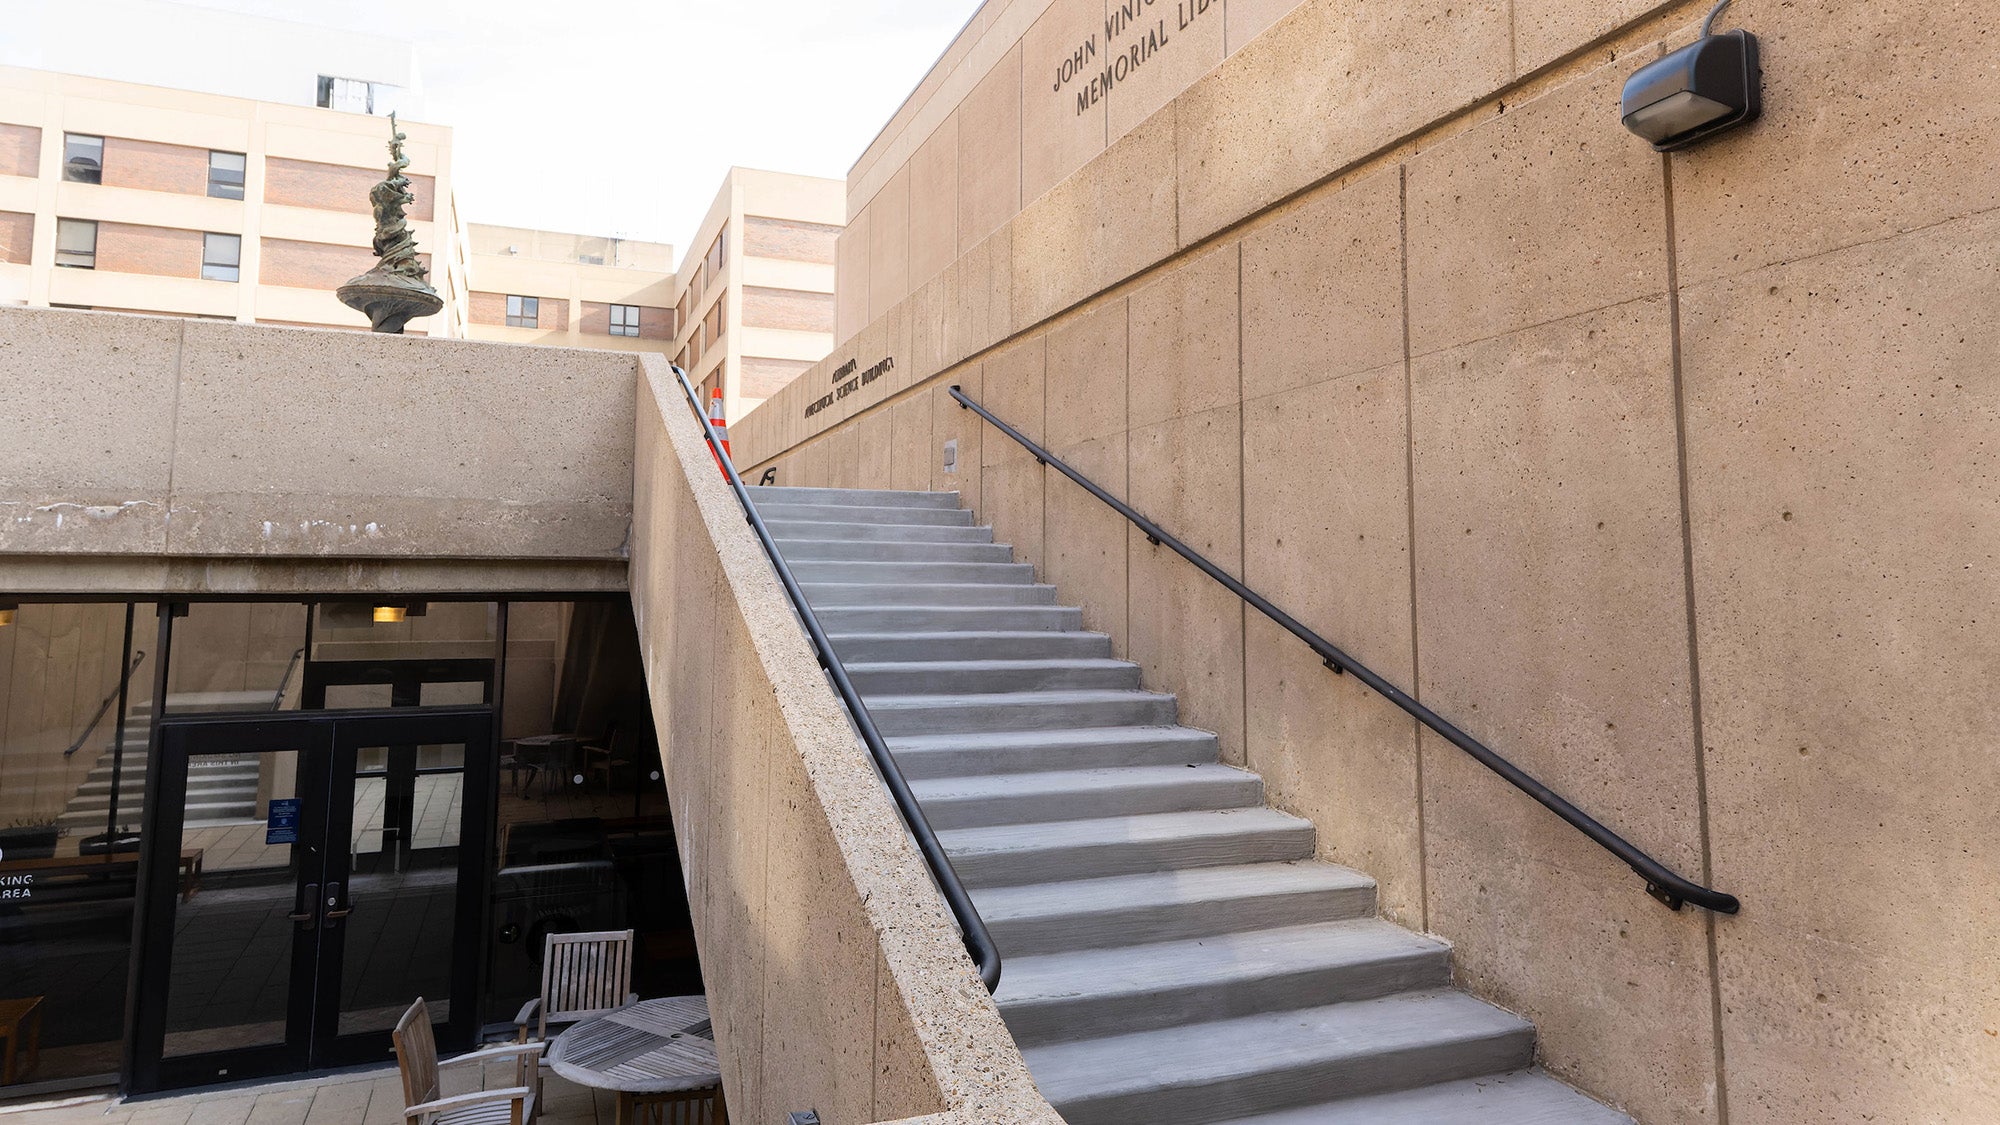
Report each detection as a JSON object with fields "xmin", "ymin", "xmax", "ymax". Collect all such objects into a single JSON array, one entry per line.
[
  {"xmin": 942, "ymin": 807, "xmax": 1311, "ymax": 859},
  {"xmin": 1210, "ymin": 1070, "xmax": 1633, "ymax": 1124},
  {"xmin": 849, "ymin": 657, "xmax": 1137, "ymax": 676},
  {"xmin": 997, "ymin": 919, "xmax": 1447, "ymax": 1009},
  {"xmin": 746, "ymin": 486, "xmax": 960, "ymax": 508},
  {"xmin": 865, "ymin": 688, "xmax": 1175, "ymax": 708},
  {"xmin": 975, "ymin": 861, "xmax": 1374, "ymax": 924},
  {"xmin": 1021, "ymin": 989, "xmax": 1532, "ymax": 1106},
  {"xmin": 886, "ymin": 725, "xmax": 1213, "ymax": 752},
  {"xmin": 912, "ymin": 762, "xmax": 1255, "ymax": 802}
]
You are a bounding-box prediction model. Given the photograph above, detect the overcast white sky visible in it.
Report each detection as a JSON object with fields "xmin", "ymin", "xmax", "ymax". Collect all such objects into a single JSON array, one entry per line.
[{"xmin": 40, "ymin": 0, "xmax": 986, "ymax": 250}]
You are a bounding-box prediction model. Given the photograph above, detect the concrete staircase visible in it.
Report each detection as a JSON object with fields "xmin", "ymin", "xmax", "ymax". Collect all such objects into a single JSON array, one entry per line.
[
  {"xmin": 57, "ymin": 692, "xmax": 270, "ymax": 834},
  {"xmin": 755, "ymin": 485, "xmax": 1632, "ymax": 1125}
]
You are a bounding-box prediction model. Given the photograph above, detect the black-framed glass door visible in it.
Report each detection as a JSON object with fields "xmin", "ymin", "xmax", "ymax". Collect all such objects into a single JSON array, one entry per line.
[{"xmin": 127, "ymin": 707, "xmax": 494, "ymax": 1093}]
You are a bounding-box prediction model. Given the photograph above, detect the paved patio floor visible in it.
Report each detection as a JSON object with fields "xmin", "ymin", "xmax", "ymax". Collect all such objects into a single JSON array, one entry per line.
[{"xmin": 0, "ymin": 1060, "xmax": 633, "ymax": 1124}]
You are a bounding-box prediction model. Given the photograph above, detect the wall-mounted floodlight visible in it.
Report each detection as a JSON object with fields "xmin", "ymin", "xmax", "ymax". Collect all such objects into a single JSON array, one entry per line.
[{"xmin": 1621, "ymin": 0, "xmax": 1761, "ymax": 151}]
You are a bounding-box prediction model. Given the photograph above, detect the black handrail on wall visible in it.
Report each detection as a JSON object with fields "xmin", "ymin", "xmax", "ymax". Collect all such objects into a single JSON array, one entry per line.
[
  {"xmin": 670, "ymin": 365, "xmax": 1005, "ymax": 990},
  {"xmin": 951, "ymin": 385, "xmax": 1739, "ymax": 915},
  {"xmin": 63, "ymin": 649, "xmax": 148, "ymax": 759}
]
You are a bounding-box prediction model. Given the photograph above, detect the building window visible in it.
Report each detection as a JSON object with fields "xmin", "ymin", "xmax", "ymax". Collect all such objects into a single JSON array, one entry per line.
[
  {"xmin": 55, "ymin": 218, "xmax": 96, "ymax": 268},
  {"xmin": 208, "ymin": 151, "xmax": 246, "ymax": 200},
  {"xmin": 315, "ymin": 75, "xmax": 405, "ymax": 116},
  {"xmin": 63, "ymin": 134, "xmax": 104, "ymax": 184},
  {"xmin": 609, "ymin": 304, "xmax": 640, "ymax": 337},
  {"xmin": 705, "ymin": 227, "xmax": 727, "ymax": 279},
  {"xmin": 506, "ymin": 295, "xmax": 538, "ymax": 328},
  {"xmin": 201, "ymin": 233, "xmax": 241, "ymax": 282}
]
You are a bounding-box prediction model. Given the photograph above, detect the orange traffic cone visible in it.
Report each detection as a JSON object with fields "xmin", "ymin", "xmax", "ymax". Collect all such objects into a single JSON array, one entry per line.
[{"xmin": 707, "ymin": 387, "xmax": 734, "ymax": 479}]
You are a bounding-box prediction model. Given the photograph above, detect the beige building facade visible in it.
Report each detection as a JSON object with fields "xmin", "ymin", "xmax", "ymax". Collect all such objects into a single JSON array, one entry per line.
[
  {"xmin": 732, "ymin": 0, "xmax": 2000, "ymax": 1122},
  {"xmin": 0, "ymin": 65, "xmax": 466, "ymax": 334},
  {"xmin": 669, "ymin": 167, "xmax": 843, "ymax": 422},
  {"xmin": 463, "ymin": 223, "xmax": 677, "ymax": 354}
]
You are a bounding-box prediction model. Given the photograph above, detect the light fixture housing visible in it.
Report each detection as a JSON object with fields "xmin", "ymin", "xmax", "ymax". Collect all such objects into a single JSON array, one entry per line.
[
  {"xmin": 0, "ymin": 604, "xmax": 15, "ymax": 628},
  {"xmin": 1621, "ymin": 28, "xmax": 1761, "ymax": 151},
  {"xmin": 372, "ymin": 604, "xmax": 407, "ymax": 624}
]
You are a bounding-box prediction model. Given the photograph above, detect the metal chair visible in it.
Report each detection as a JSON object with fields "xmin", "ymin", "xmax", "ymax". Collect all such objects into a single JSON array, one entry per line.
[
  {"xmin": 514, "ymin": 928, "xmax": 639, "ymax": 1104},
  {"xmin": 393, "ymin": 997, "xmax": 542, "ymax": 1125}
]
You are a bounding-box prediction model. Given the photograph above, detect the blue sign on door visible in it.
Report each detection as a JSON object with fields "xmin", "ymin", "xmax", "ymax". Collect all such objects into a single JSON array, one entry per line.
[{"xmin": 266, "ymin": 798, "xmax": 301, "ymax": 845}]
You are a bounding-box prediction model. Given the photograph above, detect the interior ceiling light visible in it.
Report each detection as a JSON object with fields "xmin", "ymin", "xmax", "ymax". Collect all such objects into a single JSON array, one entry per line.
[
  {"xmin": 0, "ymin": 604, "xmax": 15, "ymax": 628},
  {"xmin": 373, "ymin": 604, "xmax": 407, "ymax": 624},
  {"xmin": 1621, "ymin": 0, "xmax": 1761, "ymax": 151}
]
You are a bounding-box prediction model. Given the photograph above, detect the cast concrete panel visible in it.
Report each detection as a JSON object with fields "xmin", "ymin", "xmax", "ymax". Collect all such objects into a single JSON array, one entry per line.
[
  {"xmin": 1411, "ymin": 298, "xmax": 1717, "ymax": 1124},
  {"xmin": 931, "ymin": 360, "xmax": 984, "ymax": 500},
  {"xmin": 1406, "ymin": 57, "xmax": 1666, "ymax": 355},
  {"xmin": 1671, "ymin": 0, "xmax": 2000, "ymax": 288},
  {"xmin": 165, "ymin": 321, "xmax": 636, "ymax": 558},
  {"xmin": 1242, "ymin": 361, "xmax": 1423, "ymax": 925},
  {"xmin": 891, "ymin": 390, "xmax": 935, "ymax": 493},
  {"xmin": 1022, "ymin": 0, "xmax": 1110, "ymax": 204},
  {"xmin": 828, "ymin": 423, "xmax": 863, "ymax": 489},
  {"xmin": 1174, "ymin": 0, "xmax": 1509, "ymax": 248},
  {"xmin": 980, "ymin": 335, "xmax": 1048, "ymax": 468},
  {"xmin": 1105, "ymin": 0, "xmax": 1226, "ymax": 143},
  {"xmin": 868, "ymin": 167, "xmax": 913, "ymax": 326},
  {"xmin": 1045, "ymin": 435, "xmax": 1129, "ymax": 650},
  {"xmin": 946, "ymin": 227, "xmax": 1015, "ymax": 365},
  {"xmin": 859, "ymin": 405, "xmax": 896, "ymax": 489},
  {"xmin": 1225, "ymin": 0, "xmax": 1301, "ymax": 52},
  {"xmin": 837, "ymin": 208, "xmax": 871, "ymax": 344},
  {"xmin": 1126, "ymin": 404, "xmax": 1245, "ymax": 764},
  {"xmin": 0, "ymin": 307, "xmax": 180, "ymax": 555},
  {"xmin": 1012, "ymin": 105, "xmax": 1177, "ymax": 326},
  {"xmin": 1682, "ymin": 212, "xmax": 2000, "ymax": 1123},
  {"xmin": 1043, "ymin": 296, "xmax": 1128, "ymax": 449},
  {"xmin": 1514, "ymin": 0, "xmax": 1673, "ymax": 75},
  {"xmin": 908, "ymin": 114, "xmax": 960, "ymax": 289},
  {"xmin": 981, "ymin": 460, "xmax": 1047, "ymax": 575},
  {"xmin": 958, "ymin": 46, "xmax": 1023, "ymax": 255},
  {"xmin": 1241, "ymin": 167, "xmax": 1403, "ymax": 403},
  {"xmin": 1129, "ymin": 240, "xmax": 1239, "ymax": 428}
]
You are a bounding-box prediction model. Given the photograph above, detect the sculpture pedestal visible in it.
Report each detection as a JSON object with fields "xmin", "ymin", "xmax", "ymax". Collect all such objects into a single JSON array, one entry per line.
[{"xmin": 338, "ymin": 267, "xmax": 443, "ymax": 334}]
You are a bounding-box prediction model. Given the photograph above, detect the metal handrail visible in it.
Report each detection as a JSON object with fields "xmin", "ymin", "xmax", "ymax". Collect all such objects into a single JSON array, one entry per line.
[
  {"xmin": 272, "ymin": 646, "xmax": 307, "ymax": 710},
  {"xmin": 63, "ymin": 649, "xmax": 148, "ymax": 758},
  {"xmin": 670, "ymin": 365, "xmax": 1004, "ymax": 989},
  {"xmin": 951, "ymin": 385, "xmax": 1739, "ymax": 915}
]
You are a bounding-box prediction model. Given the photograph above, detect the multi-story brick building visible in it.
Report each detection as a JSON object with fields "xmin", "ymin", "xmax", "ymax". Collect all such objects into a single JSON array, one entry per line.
[
  {"xmin": 670, "ymin": 168, "xmax": 844, "ymax": 419},
  {"xmin": 462, "ymin": 224, "xmax": 677, "ymax": 354}
]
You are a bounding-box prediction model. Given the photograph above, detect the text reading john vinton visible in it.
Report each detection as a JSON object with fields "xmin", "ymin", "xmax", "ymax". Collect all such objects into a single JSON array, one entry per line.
[{"xmin": 1051, "ymin": 0, "xmax": 1218, "ymax": 116}]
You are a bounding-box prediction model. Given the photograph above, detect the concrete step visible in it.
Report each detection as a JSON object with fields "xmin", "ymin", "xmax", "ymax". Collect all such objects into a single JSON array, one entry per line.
[
  {"xmin": 847, "ymin": 657, "xmax": 1139, "ymax": 695},
  {"xmin": 941, "ymin": 807, "xmax": 1315, "ymax": 887},
  {"xmin": 974, "ymin": 862, "xmax": 1376, "ymax": 956},
  {"xmin": 814, "ymin": 605, "xmax": 1083, "ymax": 634},
  {"xmin": 1211, "ymin": 1070, "xmax": 1634, "ymax": 1125},
  {"xmin": 756, "ymin": 502, "xmax": 976, "ymax": 527},
  {"xmin": 745, "ymin": 486, "xmax": 961, "ymax": 509},
  {"xmin": 787, "ymin": 560, "xmax": 1037, "ymax": 585},
  {"xmin": 830, "ymin": 630, "xmax": 1114, "ymax": 662},
  {"xmin": 887, "ymin": 726, "xmax": 1220, "ymax": 779},
  {"xmin": 773, "ymin": 538, "xmax": 1016, "ymax": 564},
  {"xmin": 762, "ymin": 519, "xmax": 993, "ymax": 544},
  {"xmin": 863, "ymin": 688, "xmax": 1176, "ymax": 735},
  {"xmin": 997, "ymin": 920, "xmax": 1452, "ymax": 1046},
  {"xmin": 1022, "ymin": 990, "xmax": 1536, "ymax": 1125},
  {"xmin": 913, "ymin": 763, "xmax": 1262, "ymax": 828},
  {"xmin": 801, "ymin": 582, "xmax": 1059, "ymax": 608}
]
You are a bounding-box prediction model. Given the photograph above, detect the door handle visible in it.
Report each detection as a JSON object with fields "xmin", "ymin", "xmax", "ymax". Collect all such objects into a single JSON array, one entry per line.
[
  {"xmin": 289, "ymin": 882, "xmax": 319, "ymax": 930},
  {"xmin": 323, "ymin": 882, "xmax": 353, "ymax": 925}
]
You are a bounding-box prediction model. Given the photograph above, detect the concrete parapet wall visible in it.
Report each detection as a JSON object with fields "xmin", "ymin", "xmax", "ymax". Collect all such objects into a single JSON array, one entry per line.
[
  {"xmin": 0, "ymin": 307, "xmax": 637, "ymax": 593},
  {"xmin": 629, "ymin": 355, "xmax": 1060, "ymax": 1125},
  {"xmin": 733, "ymin": 0, "xmax": 2000, "ymax": 1121}
]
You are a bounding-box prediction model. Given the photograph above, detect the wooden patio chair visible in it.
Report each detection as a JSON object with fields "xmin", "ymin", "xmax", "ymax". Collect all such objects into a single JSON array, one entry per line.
[
  {"xmin": 394, "ymin": 998, "xmax": 542, "ymax": 1125},
  {"xmin": 515, "ymin": 928, "xmax": 638, "ymax": 1044}
]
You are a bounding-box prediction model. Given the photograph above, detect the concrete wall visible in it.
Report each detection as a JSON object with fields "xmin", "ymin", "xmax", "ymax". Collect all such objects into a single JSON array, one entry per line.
[
  {"xmin": 0, "ymin": 601, "xmax": 129, "ymax": 824},
  {"xmin": 734, "ymin": 0, "xmax": 2000, "ymax": 1121},
  {"xmin": 628, "ymin": 355, "xmax": 1059, "ymax": 1125},
  {"xmin": 0, "ymin": 308, "xmax": 635, "ymax": 595}
]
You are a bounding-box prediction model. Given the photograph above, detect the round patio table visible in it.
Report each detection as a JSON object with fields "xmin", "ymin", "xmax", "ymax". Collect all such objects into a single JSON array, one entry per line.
[{"xmin": 545, "ymin": 995, "xmax": 726, "ymax": 1124}]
